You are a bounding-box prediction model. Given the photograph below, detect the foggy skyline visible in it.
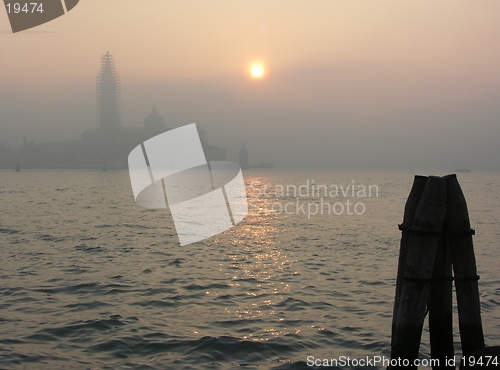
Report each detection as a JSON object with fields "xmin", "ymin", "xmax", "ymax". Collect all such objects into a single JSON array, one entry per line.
[{"xmin": 1, "ymin": 1, "xmax": 500, "ymax": 169}]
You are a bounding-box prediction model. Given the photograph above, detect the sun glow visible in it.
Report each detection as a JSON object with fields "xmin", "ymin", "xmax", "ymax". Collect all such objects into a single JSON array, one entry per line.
[{"xmin": 250, "ymin": 64, "xmax": 265, "ymax": 79}]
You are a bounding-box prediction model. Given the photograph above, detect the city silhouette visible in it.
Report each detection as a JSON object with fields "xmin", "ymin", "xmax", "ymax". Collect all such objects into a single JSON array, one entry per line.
[{"xmin": 0, "ymin": 52, "xmax": 226, "ymax": 170}]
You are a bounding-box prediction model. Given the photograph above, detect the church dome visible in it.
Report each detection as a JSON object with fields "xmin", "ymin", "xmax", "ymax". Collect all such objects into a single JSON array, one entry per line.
[{"xmin": 144, "ymin": 105, "xmax": 166, "ymax": 131}]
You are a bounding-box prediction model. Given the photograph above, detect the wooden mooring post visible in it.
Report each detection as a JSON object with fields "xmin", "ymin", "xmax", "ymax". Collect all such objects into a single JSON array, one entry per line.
[{"xmin": 389, "ymin": 174, "xmax": 489, "ymax": 369}]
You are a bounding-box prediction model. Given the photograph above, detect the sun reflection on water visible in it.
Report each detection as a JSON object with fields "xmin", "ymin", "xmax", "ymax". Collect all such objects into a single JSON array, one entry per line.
[{"xmin": 209, "ymin": 175, "xmax": 300, "ymax": 341}]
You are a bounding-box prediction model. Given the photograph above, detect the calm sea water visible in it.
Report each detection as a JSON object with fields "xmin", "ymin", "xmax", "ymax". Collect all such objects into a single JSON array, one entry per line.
[{"xmin": 0, "ymin": 169, "xmax": 499, "ymax": 369}]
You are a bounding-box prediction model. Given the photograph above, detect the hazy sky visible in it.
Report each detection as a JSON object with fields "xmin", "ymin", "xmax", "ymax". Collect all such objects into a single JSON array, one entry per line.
[{"xmin": 1, "ymin": 1, "xmax": 500, "ymax": 169}]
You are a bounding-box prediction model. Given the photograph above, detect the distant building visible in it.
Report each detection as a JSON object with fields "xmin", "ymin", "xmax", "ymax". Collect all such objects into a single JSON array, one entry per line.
[
  {"xmin": 144, "ymin": 104, "xmax": 166, "ymax": 133},
  {"xmin": 0, "ymin": 142, "xmax": 14, "ymax": 167},
  {"xmin": 239, "ymin": 143, "xmax": 249, "ymax": 169},
  {"xmin": 6, "ymin": 52, "xmax": 225, "ymax": 169},
  {"xmin": 197, "ymin": 123, "xmax": 226, "ymax": 161},
  {"xmin": 97, "ymin": 51, "xmax": 121, "ymax": 132}
]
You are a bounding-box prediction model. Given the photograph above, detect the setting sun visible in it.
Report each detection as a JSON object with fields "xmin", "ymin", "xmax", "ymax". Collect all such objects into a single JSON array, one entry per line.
[{"xmin": 250, "ymin": 64, "xmax": 264, "ymax": 79}]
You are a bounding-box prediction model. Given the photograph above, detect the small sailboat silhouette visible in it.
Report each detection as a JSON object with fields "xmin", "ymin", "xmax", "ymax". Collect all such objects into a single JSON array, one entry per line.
[{"xmin": 15, "ymin": 160, "xmax": 20, "ymax": 172}]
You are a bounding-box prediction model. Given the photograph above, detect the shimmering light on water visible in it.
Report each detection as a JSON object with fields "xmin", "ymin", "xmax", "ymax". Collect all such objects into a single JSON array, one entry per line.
[{"xmin": 0, "ymin": 169, "xmax": 499, "ymax": 369}]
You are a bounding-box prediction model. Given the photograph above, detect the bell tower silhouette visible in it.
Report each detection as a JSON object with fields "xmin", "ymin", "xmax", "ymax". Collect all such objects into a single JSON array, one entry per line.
[{"xmin": 97, "ymin": 52, "xmax": 121, "ymax": 133}]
